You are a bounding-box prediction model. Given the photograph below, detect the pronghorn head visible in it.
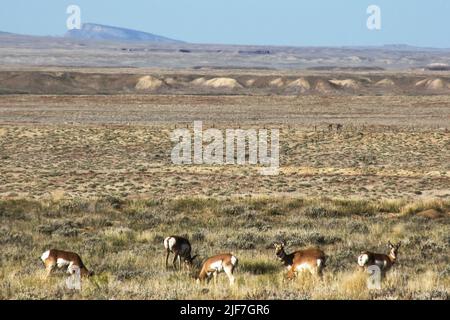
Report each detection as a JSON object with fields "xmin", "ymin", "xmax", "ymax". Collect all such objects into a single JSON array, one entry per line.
[
  {"xmin": 184, "ymin": 254, "xmax": 198, "ymax": 268},
  {"xmin": 388, "ymin": 241, "xmax": 401, "ymax": 261},
  {"xmin": 274, "ymin": 241, "xmax": 286, "ymax": 259},
  {"xmin": 70, "ymin": 265, "xmax": 94, "ymax": 277},
  {"xmin": 86, "ymin": 270, "xmax": 95, "ymax": 277},
  {"xmin": 80, "ymin": 268, "xmax": 95, "ymax": 277}
]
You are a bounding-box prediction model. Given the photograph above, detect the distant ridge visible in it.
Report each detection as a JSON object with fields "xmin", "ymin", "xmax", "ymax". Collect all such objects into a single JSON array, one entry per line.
[{"xmin": 65, "ymin": 23, "xmax": 183, "ymax": 43}]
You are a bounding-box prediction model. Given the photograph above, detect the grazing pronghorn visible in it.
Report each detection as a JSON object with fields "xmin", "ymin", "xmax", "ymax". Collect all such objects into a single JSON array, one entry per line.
[
  {"xmin": 274, "ymin": 242, "xmax": 326, "ymax": 279},
  {"xmin": 40, "ymin": 249, "xmax": 93, "ymax": 277},
  {"xmin": 196, "ymin": 253, "xmax": 238, "ymax": 285},
  {"xmin": 164, "ymin": 236, "xmax": 197, "ymax": 270},
  {"xmin": 357, "ymin": 241, "xmax": 401, "ymax": 273}
]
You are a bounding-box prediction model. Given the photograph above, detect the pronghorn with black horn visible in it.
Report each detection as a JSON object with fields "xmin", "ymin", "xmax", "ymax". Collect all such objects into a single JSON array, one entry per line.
[
  {"xmin": 40, "ymin": 249, "xmax": 93, "ymax": 277},
  {"xmin": 274, "ymin": 241, "xmax": 326, "ymax": 279},
  {"xmin": 357, "ymin": 241, "xmax": 401, "ymax": 273},
  {"xmin": 196, "ymin": 253, "xmax": 238, "ymax": 285},
  {"xmin": 164, "ymin": 235, "xmax": 197, "ymax": 270}
]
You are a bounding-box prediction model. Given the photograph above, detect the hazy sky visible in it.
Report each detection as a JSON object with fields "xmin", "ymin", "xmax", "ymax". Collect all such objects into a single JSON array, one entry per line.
[{"xmin": 0, "ymin": 0, "xmax": 449, "ymax": 47}]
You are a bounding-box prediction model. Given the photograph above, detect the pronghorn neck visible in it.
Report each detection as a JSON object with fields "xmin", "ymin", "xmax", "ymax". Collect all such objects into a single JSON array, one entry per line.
[
  {"xmin": 80, "ymin": 266, "xmax": 91, "ymax": 276},
  {"xmin": 198, "ymin": 269, "xmax": 207, "ymax": 281},
  {"xmin": 388, "ymin": 251, "xmax": 397, "ymax": 263},
  {"xmin": 276, "ymin": 248, "xmax": 290, "ymax": 265}
]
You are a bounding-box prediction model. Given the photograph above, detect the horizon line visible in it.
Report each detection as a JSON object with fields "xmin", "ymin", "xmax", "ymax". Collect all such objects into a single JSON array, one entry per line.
[{"xmin": 1, "ymin": 24, "xmax": 450, "ymax": 51}]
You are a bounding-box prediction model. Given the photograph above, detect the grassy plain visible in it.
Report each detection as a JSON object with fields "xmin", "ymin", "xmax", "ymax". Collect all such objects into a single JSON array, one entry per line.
[
  {"xmin": 0, "ymin": 92, "xmax": 449, "ymax": 299},
  {"xmin": 0, "ymin": 197, "xmax": 449, "ymax": 299}
]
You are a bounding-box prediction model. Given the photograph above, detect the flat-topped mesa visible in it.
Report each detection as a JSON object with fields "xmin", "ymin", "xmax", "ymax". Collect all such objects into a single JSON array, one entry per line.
[{"xmin": 65, "ymin": 23, "xmax": 183, "ymax": 43}]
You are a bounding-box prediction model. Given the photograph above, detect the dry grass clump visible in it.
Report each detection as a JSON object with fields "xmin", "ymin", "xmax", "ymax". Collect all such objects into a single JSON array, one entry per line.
[{"xmin": 400, "ymin": 198, "xmax": 450, "ymax": 216}]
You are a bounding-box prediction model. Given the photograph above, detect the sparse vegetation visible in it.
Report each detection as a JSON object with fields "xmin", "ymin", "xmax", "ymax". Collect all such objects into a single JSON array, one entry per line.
[
  {"xmin": 0, "ymin": 99, "xmax": 449, "ymax": 201},
  {"xmin": 0, "ymin": 197, "xmax": 448, "ymax": 300},
  {"xmin": 0, "ymin": 82, "xmax": 449, "ymax": 300}
]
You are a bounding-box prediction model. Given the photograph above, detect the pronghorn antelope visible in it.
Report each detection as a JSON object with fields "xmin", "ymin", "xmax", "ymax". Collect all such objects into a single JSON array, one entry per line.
[
  {"xmin": 357, "ymin": 241, "xmax": 401, "ymax": 273},
  {"xmin": 40, "ymin": 249, "xmax": 93, "ymax": 277},
  {"xmin": 197, "ymin": 253, "xmax": 238, "ymax": 285},
  {"xmin": 274, "ymin": 242, "xmax": 326, "ymax": 279},
  {"xmin": 164, "ymin": 236, "xmax": 197, "ymax": 270}
]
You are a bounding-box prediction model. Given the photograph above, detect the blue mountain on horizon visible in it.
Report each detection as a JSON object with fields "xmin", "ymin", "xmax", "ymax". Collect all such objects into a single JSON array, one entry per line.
[{"xmin": 65, "ymin": 23, "xmax": 183, "ymax": 43}]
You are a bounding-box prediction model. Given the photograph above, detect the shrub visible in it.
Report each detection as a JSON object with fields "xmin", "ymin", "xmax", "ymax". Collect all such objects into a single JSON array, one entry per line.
[
  {"xmin": 102, "ymin": 196, "xmax": 125, "ymax": 210},
  {"xmin": 218, "ymin": 204, "xmax": 246, "ymax": 216},
  {"xmin": 400, "ymin": 199, "xmax": 450, "ymax": 216},
  {"xmin": 239, "ymin": 260, "xmax": 279, "ymax": 275},
  {"xmin": 221, "ymin": 233, "xmax": 266, "ymax": 250},
  {"xmin": 38, "ymin": 220, "xmax": 82, "ymax": 237},
  {"xmin": 191, "ymin": 231, "xmax": 206, "ymax": 242},
  {"xmin": 347, "ymin": 221, "xmax": 369, "ymax": 234},
  {"xmin": 304, "ymin": 206, "xmax": 338, "ymax": 218},
  {"xmin": 274, "ymin": 232, "xmax": 341, "ymax": 247},
  {"xmin": 0, "ymin": 199, "xmax": 37, "ymax": 220},
  {"xmin": 264, "ymin": 205, "xmax": 283, "ymax": 216},
  {"xmin": 0, "ymin": 227, "xmax": 33, "ymax": 247},
  {"xmin": 169, "ymin": 198, "xmax": 214, "ymax": 213},
  {"xmin": 57, "ymin": 199, "xmax": 90, "ymax": 214}
]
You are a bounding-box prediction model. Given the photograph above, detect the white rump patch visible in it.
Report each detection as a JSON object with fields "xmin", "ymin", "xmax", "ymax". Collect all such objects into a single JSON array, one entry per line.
[
  {"xmin": 41, "ymin": 250, "xmax": 50, "ymax": 262},
  {"xmin": 168, "ymin": 238, "xmax": 176, "ymax": 250},
  {"xmin": 230, "ymin": 256, "xmax": 237, "ymax": 266},
  {"xmin": 164, "ymin": 237, "xmax": 177, "ymax": 251},
  {"xmin": 358, "ymin": 254, "xmax": 369, "ymax": 267},
  {"xmin": 163, "ymin": 237, "xmax": 170, "ymax": 249},
  {"xmin": 317, "ymin": 259, "xmax": 323, "ymax": 267}
]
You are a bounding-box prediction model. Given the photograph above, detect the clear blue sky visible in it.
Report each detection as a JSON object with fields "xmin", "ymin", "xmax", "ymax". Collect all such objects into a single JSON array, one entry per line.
[{"xmin": 0, "ymin": 0, "xmax": 449, "ymax": 47}]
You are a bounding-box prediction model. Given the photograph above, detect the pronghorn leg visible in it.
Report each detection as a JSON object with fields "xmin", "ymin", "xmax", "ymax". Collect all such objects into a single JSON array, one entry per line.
[
  {"xmin": 311, "ymin": 268, "xmax": 322, "ymax": 281},
  {"xmin": 287, "ymin": 266, "xmax": 296, "ymax": 280},
  {"xmin": 165, "ymin": 250, "xmax": 170, "ymax": 269},
  {"xmin": 224, "ymin": 266, "xmax": 235, "ymax": 285},
  {"xmin": 178, "ymin": 255, "xmax": 182, "ymax": 270},
  {"xmin": 172, "ymin": 254, "xmax": 178, "ymax": 270},
  {"xmin": 67, "ymin": 262, "xmax": 74, "ymax": 274},
  {"xmin": 213, "ymin": 271, "xmax": 218, "ymax": 285},
  {"xmin": 309, "ymin": 266, "xmax": 318, "ymax": 277},
  {"xmin": 316, "ymin": 267, "xmax": 324, "ymax": 279},
  {"xmin": 45, "ymin": 263, "xmax": 55, "ymax": 277}
]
